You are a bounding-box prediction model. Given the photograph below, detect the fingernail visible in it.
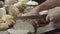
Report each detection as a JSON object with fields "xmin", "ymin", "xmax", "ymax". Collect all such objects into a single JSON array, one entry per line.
[{"xmin": 50, "ymin": 17, "xmax": 53, "ymax": 21}]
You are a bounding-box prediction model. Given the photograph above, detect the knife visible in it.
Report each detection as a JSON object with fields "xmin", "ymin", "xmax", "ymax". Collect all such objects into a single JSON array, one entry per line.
[{"xmin": 14, "ymin": 15, "xmax": 47, "ymax": 20}]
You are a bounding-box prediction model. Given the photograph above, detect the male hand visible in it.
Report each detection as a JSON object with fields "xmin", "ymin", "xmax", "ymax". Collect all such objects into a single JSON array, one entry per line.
[
  {"xmin": 22, "ymin": 8, "xmax": 39, "ymax": 16},
  {"xmin": 46, "ymin": 7, "xmax": 60, "ymax": 23}
]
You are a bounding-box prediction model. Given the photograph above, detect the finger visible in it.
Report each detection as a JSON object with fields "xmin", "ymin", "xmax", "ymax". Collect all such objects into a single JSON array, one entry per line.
[
  {"xmin": 50, "ymin": 16, "xmax": 57, "ymax": 23},
  {"xmin": 22, "ymin": 13, "xmax": 30, "ymax": 16},
  {"xmin": 49, "ymin": 17, "xmax": 54, "ymax": 22},
  {"xmin": 46, "ymin": 15, "xmax": 49, "ymax": 22}
]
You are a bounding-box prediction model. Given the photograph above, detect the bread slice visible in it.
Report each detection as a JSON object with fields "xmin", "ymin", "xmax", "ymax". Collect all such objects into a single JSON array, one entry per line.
[
  {"xmin": 13, "ymin": 20, "xmax": 37, "ymax": 33},
  {"xmin": 7, "ymin": 29, "xmax": 29, "ymax": 34}
]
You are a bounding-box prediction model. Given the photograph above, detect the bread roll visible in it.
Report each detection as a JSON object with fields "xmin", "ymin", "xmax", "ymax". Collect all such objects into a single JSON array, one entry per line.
[
  {"xmin": 2, "ymin": 15, "xmax": 14, "ymax": 21},
  {"xmin": 0, "ymin": 15, "xmax": 16, "ymax": 30},
  {"xmin": 5, "ymin": 20, "xmax": 15, "ymax": 26},
  {"xmin": 14, "ymin": 2, "xmax": 23, "ymax": 9},
  {"xmin": 8, "ymin": 5, "xmax": 22, "ymax": 16},
  {"xmin": 0, "ymin": 19, "xmax": 9, "ymax": 30},
  {"xmin": 0, "ymin": 23, "xmax": 9, "ymax": 30},
  {"xmin": 1, "ymin": 15, "xmax": 15, "ymax": 28},
  {"xmin": 5, "ymin": 0, "xmax": 18, "ymax": 5},
  {"xmin": 14, "ymin": 2, "xmax": 26, "ymax": 13}
]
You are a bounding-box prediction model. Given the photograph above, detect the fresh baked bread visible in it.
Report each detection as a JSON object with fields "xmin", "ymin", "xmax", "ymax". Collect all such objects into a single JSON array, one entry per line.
[
  {"xmin": 14, "ymin": 2, "xmax": 26, "ymax": 13},
  {"xmin": 0, "ymin": 15, "xmax": 16, "ymax": 30},
  {"xmin": 5, "ymin": 0, "xmax": 18, "ymax": 5},
  {"xmin": 7, "ymin": 5, "xmax": 22, "ymax": 16}
]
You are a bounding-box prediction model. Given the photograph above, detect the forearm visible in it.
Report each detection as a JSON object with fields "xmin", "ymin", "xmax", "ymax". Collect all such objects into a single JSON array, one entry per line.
[{"xmin": 33, "ymin": 0, "xmax": 60, "ymax": 13}]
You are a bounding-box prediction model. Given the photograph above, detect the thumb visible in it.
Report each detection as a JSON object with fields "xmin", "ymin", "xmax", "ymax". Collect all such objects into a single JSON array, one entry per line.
[
  {"xmin": 46, "ymin": 16, "xmax": 49, "ymax": 22},
  {"xmin": 46, "ymin": 16, "xmax": 50, "ymax": 22}
]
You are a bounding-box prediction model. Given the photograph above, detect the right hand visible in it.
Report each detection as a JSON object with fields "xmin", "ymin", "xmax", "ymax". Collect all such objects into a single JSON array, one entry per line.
[{"xmin": 46, "ymin": 7, "xmax": 60, "ymax": 23}]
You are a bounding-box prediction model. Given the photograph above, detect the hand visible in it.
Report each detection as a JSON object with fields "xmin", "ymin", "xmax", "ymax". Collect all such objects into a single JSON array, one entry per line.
[
  {"xmin": 46, "ymin": 7, "xmax": 60, "ymax": 23},
  {"xmin": 22, "ymin": 8, "xmax": 39, "ymax": 16},
  {"xmin": 22, "ymin": 12, "xmax": 39, "ymax": 16}
]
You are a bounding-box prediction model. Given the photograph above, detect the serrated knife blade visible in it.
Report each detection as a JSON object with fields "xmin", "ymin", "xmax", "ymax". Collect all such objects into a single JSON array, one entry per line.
[{"xmin": 14, "ymin": 15, "xmax": 47, "ymax": 20}]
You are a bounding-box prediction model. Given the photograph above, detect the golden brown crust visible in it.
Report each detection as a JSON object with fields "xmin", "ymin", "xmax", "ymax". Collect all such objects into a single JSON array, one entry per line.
[{"xmin": 0, "ymin": 15, "xmax": 16, "ymax": 30}]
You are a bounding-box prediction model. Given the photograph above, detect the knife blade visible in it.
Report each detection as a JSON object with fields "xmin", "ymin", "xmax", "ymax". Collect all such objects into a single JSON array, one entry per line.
[{"xmin": 14, "ymin": 15, "xmax": 47, "ymax": 20}]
